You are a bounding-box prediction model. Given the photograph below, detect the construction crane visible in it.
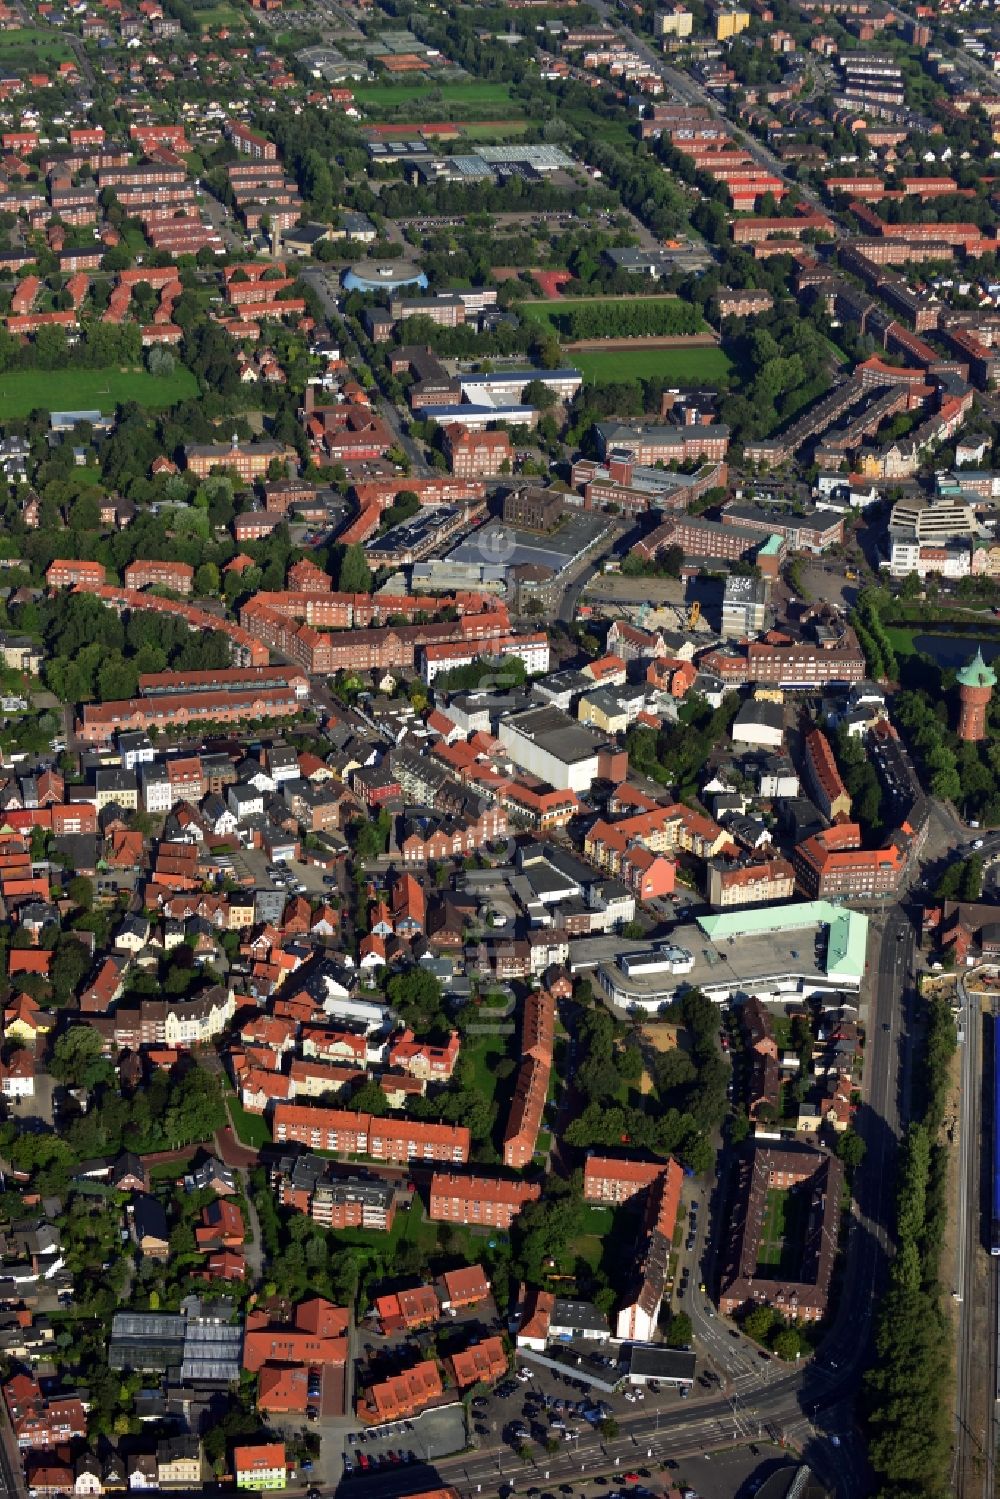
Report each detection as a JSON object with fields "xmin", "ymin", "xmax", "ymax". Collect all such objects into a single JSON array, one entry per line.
[{"xmin": 687, "ymin": 600, "xmax": 701, "ymax": 629}]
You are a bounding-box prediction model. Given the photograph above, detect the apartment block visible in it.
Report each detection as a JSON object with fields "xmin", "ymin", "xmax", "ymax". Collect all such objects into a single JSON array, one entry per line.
[{"xmin": 429, "ymin": 1172, "xmax": 541, "ymax": 1229}]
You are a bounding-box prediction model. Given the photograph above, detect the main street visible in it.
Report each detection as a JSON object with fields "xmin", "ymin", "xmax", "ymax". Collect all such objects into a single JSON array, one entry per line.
[{"xmin": 952, "ymin": 966, "xmax": 999, "ymax": 1499}]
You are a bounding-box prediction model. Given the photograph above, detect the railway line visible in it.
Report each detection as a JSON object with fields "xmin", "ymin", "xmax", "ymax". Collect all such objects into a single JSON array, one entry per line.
[{"xmin": 954, "ymin": 1004, "xmax": 1000, "ymax": 1497}]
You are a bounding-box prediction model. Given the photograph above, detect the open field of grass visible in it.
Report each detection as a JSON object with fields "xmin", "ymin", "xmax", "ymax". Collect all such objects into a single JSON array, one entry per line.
[
  {"xmin": 0, "ymin": 28, "xmax": 72, "ymax": 60},
  {"xmin": 0, "ymin": 366, "xmax": 198, "ymax": 419},
  {"xmin": 196, "ymin": 2, "xmax": 246, "ymax": 25},
  {"xmin": 332, "ymin": 1194, "xmax": 493, "ymax": 1264},
  {"xmin": 459, "ymin": 120, "xmax": 530, "ymax": 139},
  {"xmin": 353, "ymin": 80, "xmax": 521, "ymax": 116},
  {"xmin": 572, "ymin": 345, "xmax": 734, "ymax": 386},
  {"xmin": 756, "ymin": 1188, "xmax": 788, "ymax": 1268},
  {"xmin": 464, "ymin": 1030, "xmax": 511, "ymax": 1105}
]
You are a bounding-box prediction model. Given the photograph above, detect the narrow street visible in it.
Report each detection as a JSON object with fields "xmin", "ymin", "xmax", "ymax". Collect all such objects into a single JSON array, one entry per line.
[{"xmin": 302, "ymin": 269, "xmax": 431, "ymax": 474}]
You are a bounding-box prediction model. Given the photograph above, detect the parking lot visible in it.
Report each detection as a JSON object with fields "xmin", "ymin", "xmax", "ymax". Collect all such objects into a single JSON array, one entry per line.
[
  {"xmin": 342, "ymin": 1404, "xmax": 467, "ymax": 1480},
  {"xmin": 469, "ymin": 1353, "xmax": 696, "ymax": 1457}
]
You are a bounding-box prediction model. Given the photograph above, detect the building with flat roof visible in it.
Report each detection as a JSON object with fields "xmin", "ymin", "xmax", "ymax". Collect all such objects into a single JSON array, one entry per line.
[
  {"xmin": 498, "ymin": 705, "xmax": 626, "ymax": 792},
  {"xmin": 722, "ymin": 574, "xmax": 770, "ymax": 638},
  {"xmin": 596, "ymin": 901, "xmax": 868, "ymax": 1011},
  {"xmin": 626, "ymin": 1344, "xmax": 696, "ymax": 1387}
]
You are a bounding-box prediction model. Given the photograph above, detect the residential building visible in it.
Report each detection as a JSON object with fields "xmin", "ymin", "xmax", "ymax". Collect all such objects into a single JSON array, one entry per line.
[
  {"xmin": 157, "ymin": 1438, "xmax": 201, "ymax": 1488},
  {"xmin": 357, "ymin": 1361, "xmax": 442, "ymax": 1425},
  {"xmin": 803, "ymin": 729, "xmax": 851, "ymax": 819},
  {"xmin": 124, "ymin": 561, "xmax": 194, "ymax": 595},
  {"xmin": 793, "ymin": 823, "xmax": 906, "ymax": 899},
  {"xmin": 272, "ymin": 1104, "xmax": 470, "ymax": 1163},
  {"xmin": 429, "ymin": 1172, "xmax": 542, "ymax": 1229},
  {"xmin": 718, "ymin": 1145, "xmax": 843, "ymax": 1321},
  {"xmin": 448, "ymin": 1337, "xmax": 508, "ymax": 1389},
  {"xmin": 706, "ymin": 857, "xmax": 796, "ymax": 908},
  {"xmin": 615, "ymin": 1159, "xmax": 684, "ymax": 1342},
  {"xmin": 443, "ymin": 425, "xmax": 512, "ymax": 478},
  {"xmin": 233, "ymin": 1445, "xmax": 285, "ymax": 1492},
  {"xmin": 45, "ymin": 559, "xmax": 106, "ymax": 589},
  {"xmin": 583, "ymin": 1154, "xmax": 673, "ymax": 1206}
]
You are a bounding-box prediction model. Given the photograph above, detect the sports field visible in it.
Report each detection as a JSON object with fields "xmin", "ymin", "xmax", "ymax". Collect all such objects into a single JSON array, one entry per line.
[
  {"xmin": 0, "ymin": 366, "xmax": 199, "ymax": 419},
  {"xmin": 572, "ymin": 345, "xmax": 733, "ymax": 385},
  {"xmin": 521, "ymin": 293, "xmax": 697, "ymax": 328},
  {"xmin": 353, "ymin": 80, "xmax": 521, "ymax": 116}
]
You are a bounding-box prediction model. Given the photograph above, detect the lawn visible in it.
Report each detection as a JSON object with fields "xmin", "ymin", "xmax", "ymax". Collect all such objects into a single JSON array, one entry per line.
[
  {"xmin": 227, "ymin": 1095, "xmax": 272, "ymax": 1149},
  {"xmin": 562, "ymin": 1202, "xmax": 619, "ymax": 1278},
  {"xmin": 332, "ymin": 1194, "xmax": 493, "ymax": 1264},
  {"xmin": 572, "ymin": 345, "xmax": 733, "ymax": 387},
  {"xmin": 884, "ymin": 625, "xmax": 919, "ymax": 658},
  {"xmin": 0, "ymin": 366, "xmax": 198, "ymax": 419},
  {"xmin": 463, "ymin": 1029, "xmax": 513, "ymax": 1106},
  {"xmin": 755, "ymin": 1185, "xmax": 810, "ymax": 1276},
  {"xmin": 756, "ymin": 1188, "xmax": 788, "ymax": 1268},
  {"xmin": 353, "ymin": 80, "xmax": 522, "ymax": 117}
]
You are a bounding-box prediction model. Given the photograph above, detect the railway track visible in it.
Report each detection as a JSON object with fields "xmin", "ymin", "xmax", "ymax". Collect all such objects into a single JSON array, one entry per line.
[{"xmin": 955, "ymin": 1005, "xmax": 1000, "ymax": 1497}]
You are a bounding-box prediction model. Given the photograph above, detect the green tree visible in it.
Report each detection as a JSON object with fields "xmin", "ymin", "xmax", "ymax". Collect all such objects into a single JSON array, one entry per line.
[
  {"xmin": 667, "ymin": 1311, "xmax": 693, "ymax": 1347},
  {"xmin": 195, "ymin": 562, "xmax": 220, "ymax": 597},
  {"xmin": 836, "ymin": 1128, "xmax": 867, "ymax": 1170},
  {"xmin": 67, "ymin": 875, "xmax": 94, "ymax": 911},
  {"xmin": 742, "ymin": 1306, "xmax": 775, "ymax": 1344},
  {"xmin": 771, "ymin": 1327, "xmax": 802, "ymax": 1361},
  {"xmin": 338, "ymin": 543, "xmax": 372, "ymax": 594},
  {"xmin": 48, "ymin": 1027, "xmax": 114, "ymax": 1089}
]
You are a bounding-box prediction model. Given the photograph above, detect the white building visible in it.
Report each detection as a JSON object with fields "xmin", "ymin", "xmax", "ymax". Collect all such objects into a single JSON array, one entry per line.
[
  {"xmin": 730, "ymin": 699, "xmax": 784, "ymax": 750},
  {"xmin": 498, "ymin": 705, "xmax": 614, "ymax": 793},
  {"xmin": 140, "ymin": 764, "xmax": 173, "ymax": 814}
]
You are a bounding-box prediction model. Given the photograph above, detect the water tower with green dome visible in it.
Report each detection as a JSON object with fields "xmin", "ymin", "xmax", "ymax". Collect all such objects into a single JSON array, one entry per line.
[{"xmin": 956, "ymin": 648, "xmax": 997, "ymax": 742}]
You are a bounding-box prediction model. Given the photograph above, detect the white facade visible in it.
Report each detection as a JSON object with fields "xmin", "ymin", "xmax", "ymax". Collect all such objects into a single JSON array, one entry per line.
[
  {"xmin": 503, "ymin": 635, "xmax": 550, "ymax": 676},
  {"xmin": 228, "ymin": 785, "xmax": 265, "ymax": 820},
  {"xmin": 0, "ymin": 1070, "xmax": 33, "ymax": 1099},
  {"xmin": 140, "ymin": 766, "xmax": 173, "ymax": 814},
  {"xmin": 615, "ymin": 1301, "xmax": 657, "ymax": 1343},
  {"xmin": 499, "ymin": 715, "xmax": 602, "ymax": 794},
  {"xmin": 888, "ymin": 533, "xmax": 971, "ymax": 579}
]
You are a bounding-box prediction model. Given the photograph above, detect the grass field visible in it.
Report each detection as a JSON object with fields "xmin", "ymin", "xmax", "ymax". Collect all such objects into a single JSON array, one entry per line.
[
  {"xmin": 756, "ymin": 1186, "xmax": 809, "ymax": 1275},
  {"xmin": 353, "ymin": 80, "xmax": 521, "ymax": 116},
  {"xmin": 460, "ymin": 120, "xmax": 530, "ymax": 139},
  {"xmin": 331, "ymin": 1194, "xmax": 492, "ymax": 1264},
  {"xmin": 195, "ymin": 2, "xmax": 246, "ymax": 25},
  {"xmin": 0, "ymin": 28, "xmax": 72, "ymax": 59},
  {"xmin": 572, "ymin": 345, "xmax": 733, "ymax": 386},
  {"xmin": 0, "ymin": 366, "xmax": 198, "ymax": 419},
  {"xmin": 464, "ymin": 1030, "xmax": 511, "ymax": 1104}
]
